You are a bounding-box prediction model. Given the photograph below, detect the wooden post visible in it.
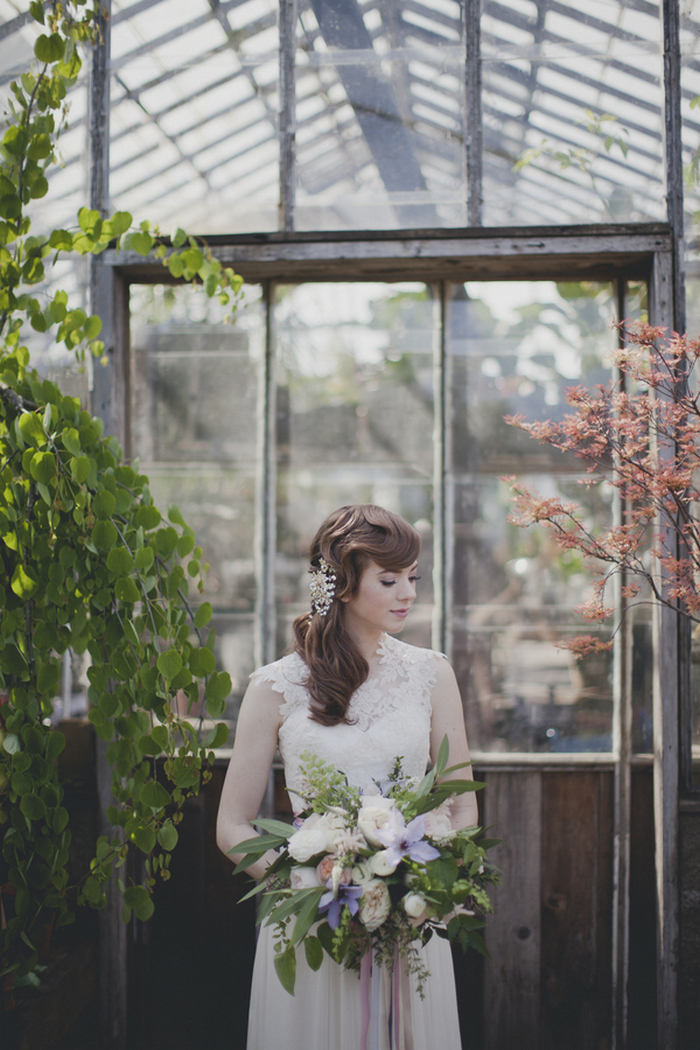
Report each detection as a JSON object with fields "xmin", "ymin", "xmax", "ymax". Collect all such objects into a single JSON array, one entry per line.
[
  {"xmin": 87, "ymin": 4, "xmax": 129, "ymax": 1047},
  {"xmin": 482, "ymin": 771, "xmax": 542, "ymax": 1050},
  {"xmin": 279, "ymin": 0, "xmax": 296, "ymax": 233},
  {"xmin": 465, "ymin": 0, "xmax": 482, "ymax": 226},
  {"xmin": 649, "ymin": 246, "xmax": 680, "ymax": 1050}
]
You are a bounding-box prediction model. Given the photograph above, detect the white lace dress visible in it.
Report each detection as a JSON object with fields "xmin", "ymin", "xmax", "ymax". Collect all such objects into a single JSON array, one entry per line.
[{"xmin": 245, "ymin": 634, "xmax": 463, "ymax": 1050}]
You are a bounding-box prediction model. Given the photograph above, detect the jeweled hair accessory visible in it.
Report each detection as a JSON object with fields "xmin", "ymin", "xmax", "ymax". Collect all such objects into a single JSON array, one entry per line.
[{"xmin": 309, "ymin": 557, "xmax": 337, "ymax": 617}]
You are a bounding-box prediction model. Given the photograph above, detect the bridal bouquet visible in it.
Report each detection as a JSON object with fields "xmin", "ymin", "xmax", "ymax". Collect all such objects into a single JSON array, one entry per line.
[{"xmin": 232, "ymin": 738, "xmax": 499, "ymax": 995}]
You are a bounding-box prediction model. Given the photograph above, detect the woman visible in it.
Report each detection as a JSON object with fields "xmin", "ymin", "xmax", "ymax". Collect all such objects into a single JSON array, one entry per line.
[{"xmin": 216, "ymin": 504, "xmax": 477, "ymax": 1050}]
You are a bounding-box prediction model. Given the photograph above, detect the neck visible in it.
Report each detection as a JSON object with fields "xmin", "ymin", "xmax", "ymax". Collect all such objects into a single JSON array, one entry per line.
[{"xmin": 345, "ymin": 625, "xmax": 385, "ymax": 667}]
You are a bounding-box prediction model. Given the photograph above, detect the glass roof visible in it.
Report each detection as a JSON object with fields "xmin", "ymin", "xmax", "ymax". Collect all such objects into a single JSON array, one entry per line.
[{"xmin": 0, "ymin": 0, "xmax": 699, "ymax": 237}]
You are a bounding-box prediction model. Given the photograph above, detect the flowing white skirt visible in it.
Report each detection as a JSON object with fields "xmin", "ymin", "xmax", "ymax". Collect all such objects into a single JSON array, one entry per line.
[{"xmin": 246, "ymin": 924, "xmax": 462, "ymax": 1050}]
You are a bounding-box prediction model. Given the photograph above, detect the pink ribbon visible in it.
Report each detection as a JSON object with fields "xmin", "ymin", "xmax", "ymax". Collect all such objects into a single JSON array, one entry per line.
[
  {"xmin": 359, "ymin": 949, "xmax": 414, "ymax": 1050},
  {"xmin": 360, "ymin": 952, "xmax": 372, "ymax": 1050}
]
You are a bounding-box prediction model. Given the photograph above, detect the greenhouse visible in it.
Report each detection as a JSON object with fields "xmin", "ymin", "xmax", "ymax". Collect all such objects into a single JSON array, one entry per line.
[{"xmin": 1, "ymin": 1, "xmax": 700, "ymax": 1048}]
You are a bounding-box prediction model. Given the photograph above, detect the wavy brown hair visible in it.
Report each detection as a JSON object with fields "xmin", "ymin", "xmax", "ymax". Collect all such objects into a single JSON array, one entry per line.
[{"xmin": 293, "ymin": 504, "xmax": 421, "ymax": 726}]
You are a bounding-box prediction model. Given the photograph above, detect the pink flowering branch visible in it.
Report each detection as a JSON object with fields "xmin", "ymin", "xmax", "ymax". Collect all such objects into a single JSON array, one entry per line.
[{"xmin": 505, "ymin": 320, "xmax": 700, "ymax": 652}]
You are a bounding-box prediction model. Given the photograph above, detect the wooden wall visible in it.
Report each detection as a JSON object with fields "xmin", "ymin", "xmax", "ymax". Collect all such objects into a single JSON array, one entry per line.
[{"xmin": 134, "ymin": 763, "xmax": 656, "ymax": 1050}]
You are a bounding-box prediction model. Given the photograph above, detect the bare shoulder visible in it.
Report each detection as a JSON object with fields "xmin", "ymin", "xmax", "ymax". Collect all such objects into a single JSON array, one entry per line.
[
  {"xmin": 237, "ymin": 674, "xmax": 285, "ymax": 731},
  {"xmin": 430, "ymin": 650, "xmax": 458, "ymax": 684}
]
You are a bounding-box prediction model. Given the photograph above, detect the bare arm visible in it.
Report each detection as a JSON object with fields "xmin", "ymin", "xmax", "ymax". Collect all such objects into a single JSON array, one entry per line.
[
  {"xmin": 430, "ymin": 656, "xmax": 479, "ymax": 830},
  {"xmin": 216, "ymin": 677, "xmax": 283, "ymax": 880}
]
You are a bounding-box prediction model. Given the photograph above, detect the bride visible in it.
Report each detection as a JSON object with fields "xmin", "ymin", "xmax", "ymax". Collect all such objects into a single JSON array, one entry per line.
[{"xmin": 216, "ymin": 504, "xmax": 477, "ymax": 1050}]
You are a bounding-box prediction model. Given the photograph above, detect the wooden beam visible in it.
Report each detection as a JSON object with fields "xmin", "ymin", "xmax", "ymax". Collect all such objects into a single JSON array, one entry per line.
[{"xmin": 103, "ymin": 225, "xmax": 671, "ymax": 284}]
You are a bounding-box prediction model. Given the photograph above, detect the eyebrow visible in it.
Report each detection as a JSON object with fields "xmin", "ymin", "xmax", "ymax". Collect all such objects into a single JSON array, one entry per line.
[{"xmin": 377, "ymin": 563, "xmax": 418, "ymax": 575}]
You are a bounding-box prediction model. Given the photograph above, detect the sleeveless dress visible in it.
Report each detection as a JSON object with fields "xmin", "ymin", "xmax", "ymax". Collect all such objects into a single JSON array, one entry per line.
[{"xmin": 245, "ymin": 633, "xmax": 463, "ymax": 1050}]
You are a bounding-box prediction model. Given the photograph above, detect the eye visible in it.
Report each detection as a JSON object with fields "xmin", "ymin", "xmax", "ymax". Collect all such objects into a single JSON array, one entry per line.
[
  {"xmin": 380, "ymin": 580, "xmax": 396, "ymax": 587},
  {"xmin": 410, "ymin": 575, "xmax": 421, "ymax": 583}
]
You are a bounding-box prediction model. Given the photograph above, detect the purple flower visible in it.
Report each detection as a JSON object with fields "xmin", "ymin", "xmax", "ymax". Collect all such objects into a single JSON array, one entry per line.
[
  {"xmin": 375, "ymin": 809, "xmax": 440, "ymax": 869},
  {"xmin": 318, "ymin": 880, "xmax": 363, "ymax": 929}
]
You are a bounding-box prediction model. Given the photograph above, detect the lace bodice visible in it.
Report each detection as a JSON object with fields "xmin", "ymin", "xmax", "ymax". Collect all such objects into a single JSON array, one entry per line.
[{"xmin": 250, "ymin": 634, "xmax": 444, "ymax": 809}]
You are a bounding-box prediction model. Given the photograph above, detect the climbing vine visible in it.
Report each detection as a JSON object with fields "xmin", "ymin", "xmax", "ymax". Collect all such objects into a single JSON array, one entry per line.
[{"xmin": 0, "ymin": 1, "xmax": 242, "ymax": 983}]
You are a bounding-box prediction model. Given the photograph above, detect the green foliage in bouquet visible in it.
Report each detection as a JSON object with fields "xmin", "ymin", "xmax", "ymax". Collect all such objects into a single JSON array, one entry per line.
[
  {"xmin": 0, "ymin": 1, "xmax": 242, "ymax": 986},
  {"xmin": 232, "ymin": 737, "xmax": 500, "ymax": 996}
]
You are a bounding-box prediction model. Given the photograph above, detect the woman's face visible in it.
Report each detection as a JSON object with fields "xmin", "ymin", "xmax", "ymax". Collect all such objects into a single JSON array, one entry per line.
[{"xmin": 341, "ymin": 558, "xmax": 419, "ymax": 637}]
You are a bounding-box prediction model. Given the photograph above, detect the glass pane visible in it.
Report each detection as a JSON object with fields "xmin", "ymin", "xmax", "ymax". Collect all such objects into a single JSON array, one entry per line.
[
  {"xmin": 274, "ymin": 282, "xmax": 436, "ymax": 652},
  {"xmin": 482, "ymin": 0, "xmax": 665, "ymax": 225},
  {"xmin": 110, "ymin": 0, "xmax": 279, "ymax": 232},
  {"xmin": 129, "ymin": 283, "xmax": 264, "ymax": 726},
  {"xmin": 294, "ymin": 0, "xmax": 467, "ymax": 230},
  {"xmin": 450, "ymin": 281, "xmax": 618, "ymax": 754}
]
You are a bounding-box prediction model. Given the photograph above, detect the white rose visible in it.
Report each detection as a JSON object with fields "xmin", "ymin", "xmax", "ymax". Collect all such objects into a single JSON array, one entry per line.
[
  {"xmin": 369, "ymin": 849, "xmax": 399, "ymax": 877},
  {"xmin": 357, "ymin": 796, "xmax": 397, "ymax": 848},
  {"xmin": 358, "ymin": 879, "xmax": 391, "ymax": 932},
  {"xmin": 290, "ymin": 866, "xmax": 322, "ymax": 889},
  {"xmin": 352, "ymin": 861, "xmax": 372, "ymax": 886},
  {"xmin": 423, "ymin": 800, "xmax": 455, "ymax": 843},
  {"xmin": 402, "ymin": 891, "xmax": 433, "ymax": 926}
]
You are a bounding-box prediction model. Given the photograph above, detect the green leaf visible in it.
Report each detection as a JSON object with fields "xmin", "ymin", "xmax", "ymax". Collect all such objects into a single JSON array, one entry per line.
[
  {"xmin": 205, "ymin": 671, "xmax": 231, "ymax": 702},
  {"xmin": 11, "ymin": 565, "xmax": 38, "ymax": 599},
  {"xmin": 2, "ymin": 734, "xmax": 21, "ymax": 755},
  {"xmin": 167, "ymin": 253, "xmax": 184, "ymax": 278},
  {"xmin": 135, "ymin": 546, "xmax": 154, "ymax": 570},
  {"xmin": 62, "ymin": 427, "xmax": 82, "ymax": 456},
  {"xmin": 130, "ymin": 231, "xmax": 154, "ymax": 256},
  {"xmin": 291, "ymin": 888, "xmax": 324, "ymax": 945},
  {"xmin": 304, "ymin": 936, "xmax": 324, "ymax": 972},
  {"xmin": 157, "ymin": 820, "xmax": 179, "ymax": 851},
  {"xmin": 128, "ymin": 823, "xmax": 156, "ymax": 855},
  {"xmin": 157, "ymin": 649, "xmax": 182, "ymax": 680},
  {"xmin": 29, "ymin": 175, "xmax": 49, "ymax": 200},
  {"xmin": 70, "ymin": 456, "xmax": 91, "ymax": 483},
  {"xmin": 92, "ymin": 489, "xmax": 116, "ymax": 520},
  {"xmin": 78, "ymin": 207, "xmax": 102, "ymax": 237},
  {"xmin": 140, "ymin": 780, "xmax": 171, "ymax": 810},
  {"xmin": 172, "ymin": 228, "xmax": 187, "ymax": 248},
  {"xmin": 49, "ymin": 229, "xmax": 73, "ymax": 251},
  {"xmin": 115, "ymin": 577, "xmax": 140, "ymax": 603},
  {"xmin": 193, "ymin": 601, "xmax": 212, "ymax": 629},
  {"xmin": 34, "ymin": 33, "xmax": 65, "ymax": 63},
  {"xmin": 29, "ymin": 450, "xmax": 56, "ymax": 483},
  {"xmin": 20, "ymin": 793, "xmax": 47, "ymax": 821},
  {"xmin": 155, "ymin": 526, "xmax": 178, "ymax": 555},
  {"xmin": 189, "ymin": 647, "xmax": 216, "ymax": 677},
  {"xmin": 135, "ymin": 505, "xmax": 161, "ymax": 530},
  {"xmin": 92, "ymin": 520, "xmax": 118, "ymax": 551},
  {"xmin": 273, "ymin": 947, "xmax": 296, "ymax": 996},
  {"xmin": 18, "ymin": 412, "xmax": 44, "ymax": 446},
  {"xmin": 254, "ymin": 819, "xmax": 295, "ymax": 838},
  {"xmin": 106, "ymin": 547, "xmax": 134, "ymax": 575},
  {"xmin": 123, "ymin": 885, "xmax": 155, "ymax": 921}
]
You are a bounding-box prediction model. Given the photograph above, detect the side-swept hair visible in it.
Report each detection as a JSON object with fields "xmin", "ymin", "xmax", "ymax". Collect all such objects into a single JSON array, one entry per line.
[{"xmin": 293, "ymin": 504, "xmax": 421, "ymax": 726}]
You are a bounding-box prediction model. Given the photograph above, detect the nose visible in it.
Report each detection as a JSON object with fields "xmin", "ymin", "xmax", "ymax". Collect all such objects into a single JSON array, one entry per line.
[{"xmin": 397, "ymin": 577, "xmax": 416, "ymax": 602}]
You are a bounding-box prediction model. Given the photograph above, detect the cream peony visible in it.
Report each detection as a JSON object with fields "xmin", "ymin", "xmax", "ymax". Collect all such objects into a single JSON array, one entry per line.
[
  {"xmin": 358, "ymin": 878, "xmax": 391, "ymax": 931},
  {"xmin": 357, "ymin": 796, "xmax": 397, "ymax": 848},
  {"xmin": 423, "ymin": 799, "xmax": 455, "ymax": 843},
  {"xmin": 288, "ymin": 811, "xmax": 349, "ymax": 862},
  {"xmin": 290, "ymin": 866, "xmax": 322, "ymax": 889},
  {"xmin": 288, "ymin": 814, "xmax": 328, "ymax": 862}
]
